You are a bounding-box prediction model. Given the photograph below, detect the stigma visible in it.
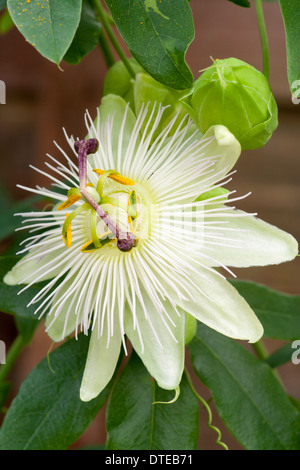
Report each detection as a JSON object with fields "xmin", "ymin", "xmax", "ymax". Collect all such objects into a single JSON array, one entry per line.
[{"xmin": 59, "ymin": 138, "xmax": 138, "ymax": 253}]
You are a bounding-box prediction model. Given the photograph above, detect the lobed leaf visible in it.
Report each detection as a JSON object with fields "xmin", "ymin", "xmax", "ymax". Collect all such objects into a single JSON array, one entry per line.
[
  {"xmin": 106, "ymin": 351, "xmax": 199, "ymax": 450},
  {"xmin": 0, "ymin": 334, "xmax": 114, "ymax": 449},
  {"xmin": 230, "ymin": 280, "xmax": 300, "ymax": 340},
  {"xmin": 189, "ymin": 323, "xmax": 300, "ymax": 450}
]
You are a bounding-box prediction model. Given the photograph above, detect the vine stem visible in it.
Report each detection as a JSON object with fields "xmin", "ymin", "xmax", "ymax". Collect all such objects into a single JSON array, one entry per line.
[
  {"xmin": 98, "ymin": 29, "xmax": 116, "ymax": 68},
  {"xmin": 92, "ymin": 0, "xmax": 136, "ymax": 78},
  {"xmin": 254, "ymin": 0, "xmax": 270, "ymax": 79},
  {"xmin": 0, "ymin": 334, "xmax": 25, "ymax": 384},
  {"xmin": 252, "ymin": 340, "xmax": 286, "ymax": 389},
  {"xmin": 184, "ymin": 368, "xmax": 229, "ymax": 450},
  {"xmin": 252, "ymin": 339, "xmax": 269, "ymax": 360}
]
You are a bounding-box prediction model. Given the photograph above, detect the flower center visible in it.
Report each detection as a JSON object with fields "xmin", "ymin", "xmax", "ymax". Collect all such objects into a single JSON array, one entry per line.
[{"xmin": 57, "ymin": 138, "xmax": 139, "ymax": 253}]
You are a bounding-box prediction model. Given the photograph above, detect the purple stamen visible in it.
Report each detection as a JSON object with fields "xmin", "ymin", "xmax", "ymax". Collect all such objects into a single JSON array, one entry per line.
[
  {"xmin": 81, "ymin": 188, "xmax": 136, "ymax": 252},
  {"xmin": 74, "ymin": 138, "xmax": 136, "ymax": 253}
]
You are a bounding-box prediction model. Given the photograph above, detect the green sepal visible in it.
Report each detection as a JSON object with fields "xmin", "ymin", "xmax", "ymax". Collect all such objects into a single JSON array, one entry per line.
[
  {"xmin": 133, "ymin": 73, "xmax": 193, "ymax": 139},
  {"xmin": 102, "ymin": 59, "xmax": 144, "ymax": 109}
]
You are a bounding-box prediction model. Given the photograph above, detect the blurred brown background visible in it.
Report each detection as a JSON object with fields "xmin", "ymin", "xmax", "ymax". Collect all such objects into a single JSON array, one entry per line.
[{"xmin": 0, "ymin": 0, "xmax": 299, "ymax": 450}]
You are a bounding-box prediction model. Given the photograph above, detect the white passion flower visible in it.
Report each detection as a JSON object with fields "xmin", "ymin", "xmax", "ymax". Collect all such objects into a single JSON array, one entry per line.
[{"xmin": 4, "ymin": 94, "xmax": 298, "ymax": 401}]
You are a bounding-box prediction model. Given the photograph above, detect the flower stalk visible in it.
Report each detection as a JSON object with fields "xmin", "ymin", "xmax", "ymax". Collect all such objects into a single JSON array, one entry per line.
[
  {"xmin": 254, "ymin": 0, "xmax": 270, "ymax": 79},
  {"xmin": 92, "ymin": 0, "xmax": 136, "ymax": 78}
]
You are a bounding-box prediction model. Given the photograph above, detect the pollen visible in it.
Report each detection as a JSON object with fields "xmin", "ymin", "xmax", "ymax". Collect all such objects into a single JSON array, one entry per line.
[
  {"xmin": 93, "ymin": 169, "xmax": 135, "ymax": 186},
  {"xmin": 57, "ymin": 193, "xmax": 81, "ymax": 211},
  {"xmin": 80, "ymin": 239, "xmax": 94, "ymax": 252}
]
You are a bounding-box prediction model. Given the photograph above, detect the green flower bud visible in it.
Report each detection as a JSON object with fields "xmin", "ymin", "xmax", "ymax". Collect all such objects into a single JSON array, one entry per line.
[
  {"xmin": 133, "ymin": 72, "xmax": 191, "ymax": 138},
  {"xmin": 102, "ymin": 59, "xmax": 144, "ymax": 109},
  {"xmin": 103, "ymin": 61, "xmax": 195, "ymax": 140},
  {"xmin": 190, "ymin": 58, "xmax": 278, "ymax": 150}
]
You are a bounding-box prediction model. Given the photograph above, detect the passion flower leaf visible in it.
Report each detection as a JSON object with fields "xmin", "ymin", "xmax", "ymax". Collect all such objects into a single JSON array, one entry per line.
[
  {"xmin": 279, "ymin": 0, "xmax": 300, "ymax": 97},
  {"xmin": 7, "ymin": 0, "xmax": 82, "ymax": 65},
  {"xmin": 189, "ymin": 323, "xmax": 300, "ymax": 450},
  {"xmin": 106, "ymin": 351, "xmax": 199, "ymax": 450},
  {"xmin": 104, "ymin": 0, "xmax": 194, "ymax": 90},
  {"xmin": 230, "ymin": 280, "xmax": 300, "ymax": 340},
  {"xmin": 0, "ymin": 334, "xmax": 114, "ymax": 450}
]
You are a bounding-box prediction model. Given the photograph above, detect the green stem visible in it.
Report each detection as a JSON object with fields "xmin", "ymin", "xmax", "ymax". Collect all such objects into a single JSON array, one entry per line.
[
  {"xmin": 184, "ymin": 368, "xmax": 229, "ymax": 450},
  {"xmin": 254, "ymin": 0, "xmax": 270, "ymax": 79},
  {"xmin": 98, "ymin": 29, "xmax": 116, "ymax": 68},
  {"xmin": 93, "ymin": 0, "xmax": 136, "ymax": 78},
  {"xmin": 0, "ymin": 335, "xmax": 25, "ymax": 384},
  {"xmin": 252, "ymin": 340, "xmax": 286, "ymax": 389},
  {"xmin": 252, "ymin": 339, "xmax": 268, "ymax": 360}
]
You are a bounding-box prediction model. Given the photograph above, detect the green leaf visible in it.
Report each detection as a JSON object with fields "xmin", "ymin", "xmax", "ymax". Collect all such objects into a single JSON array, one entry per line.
[
  {"xmin": 230, "ymin": 280, "xmax": 300, "ymax": 340},
  {"xmin": 64, "ymin": 0, "xmax": 101, "ymax": 65},
  {"xmin": 105, "ymin": 0, "xmax": 194, "ymax": 90},
  {"xmin": 189, "ymin": 323, "xmax": 300, "ymax": 450},
  {"xmin": 0, "ymin": 189, "xmax": 41, "ymax": 242},
  {"xmin": 0, "ymin": 256, "xmax": 42, "ymax": 343},
  {"xmin": 279, "ymin": 0, "xmax": 300, "ymax": 96},
  {"xmin": 227, "ymin": 0, "xmax": 250, "ymax": 7},
  {"xmin": 0, "ymin": 1, "xmax": 7, "ymax": 10},
  {"xmin": 0, "ymin": 334, "xmax": 114, "ymax": 449},
  {"xmin": 7, "ymin": 0, "xmax": 82, "ymax": 65},
  {"xmin": 106, "ymin": 351, "xmax": 199, "ymax": 450}
]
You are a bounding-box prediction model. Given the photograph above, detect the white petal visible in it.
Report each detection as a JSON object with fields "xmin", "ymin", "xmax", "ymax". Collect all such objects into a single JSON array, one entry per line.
[
  {"xmin": 169, "ymin": 268, "xmax": 263, "ymax": 343},
  {"xmin": 80, "ymin": 317, "xmax": 122, "ymax": 402},
  {"xmin": 45, "ymin": 276, "xmax": 81, "ymax": 341},
  {"xmin": 124, "ymin": 293, "xmax": 185, "ymax": 390},
  {"xmin": 201, "ymin": 209, "xmax": 298, "ymax": 267},
  {"xmin": 146, "ymin": 124, "xmax": 241, "ymax": 205},
  {"xmin": 3, "ymin": 248, "xmax": 65, "ymax": 285}
]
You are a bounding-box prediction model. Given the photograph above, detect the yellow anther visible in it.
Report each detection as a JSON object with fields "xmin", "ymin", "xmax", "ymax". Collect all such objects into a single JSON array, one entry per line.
[
  {"xmin": 62, "ymin": 213, "xmax": 72, "ymax": 248},
  {"xmin": 93, "ymin": 169, "xmax": 135, "ymax": 186},
  {"xmin": 80, "ymin": 233, "xmax": 113, "ymax": 253},
  {"xmin": 80, "ymin": 239, "xmax": 95, "ymax": 252},
  {"xmin": 57, "ymin": 194, "xmax": 81, "ymax": 211}
]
